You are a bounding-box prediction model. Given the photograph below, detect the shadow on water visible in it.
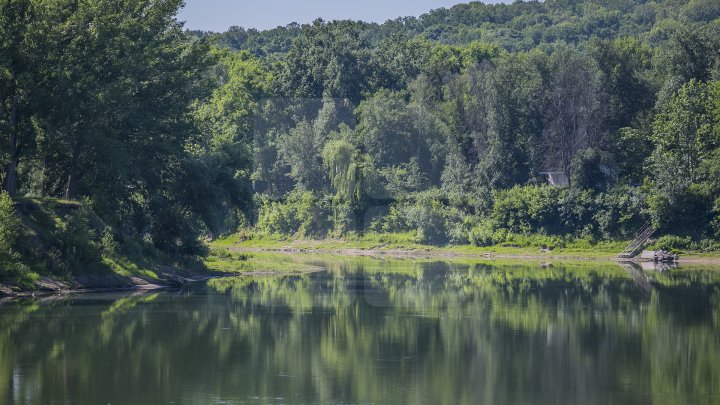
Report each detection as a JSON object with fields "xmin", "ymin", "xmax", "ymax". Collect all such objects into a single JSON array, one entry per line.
[{"xmin": 1, "ymin": 256, "xmax": 719, "ymax": 405}]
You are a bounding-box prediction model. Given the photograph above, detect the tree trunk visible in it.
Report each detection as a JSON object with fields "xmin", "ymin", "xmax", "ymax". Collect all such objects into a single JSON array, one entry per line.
[{"xmin": 65, "ymin": 139, "xmax": 81, "ymax": 200}]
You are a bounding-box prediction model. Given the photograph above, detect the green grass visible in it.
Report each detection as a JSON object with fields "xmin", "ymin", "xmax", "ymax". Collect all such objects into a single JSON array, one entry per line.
[
  {"xmin": 211, "ymin": 228, "xmax": 720, "ymax": 260},
  {"xmin": 210, "ymin": 231, "xmax": 634, "ymax": 259},
  {"xmin": 205, "ymin": 248, "xmax": 323, "ymax": 274},
  {"xmin": 102, "ymin": 257, "xmax": 159, "ymax": 280}
]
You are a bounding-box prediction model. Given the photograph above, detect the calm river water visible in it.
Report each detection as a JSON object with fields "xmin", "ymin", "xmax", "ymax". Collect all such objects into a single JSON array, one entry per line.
[{"xmin": 1, "ymin": 257, "xmax": 719, "ymax": 405}]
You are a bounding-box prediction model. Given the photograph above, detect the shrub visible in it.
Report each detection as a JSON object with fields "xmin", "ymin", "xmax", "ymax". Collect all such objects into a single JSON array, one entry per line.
[
  {"xmin": 491, "ymin": 185, "xmax": 565, "ymax": 235},
  {"xmin": 403, "ymin": 199, "xmax": 449, "ymax": 244},
  {"xmin": 595, "ymin": 186, "xmax": 649, "ymax": 239},
  {"xmin": 469, "ymin": 221, "xmax": 496, "ymax": 247},
  {"xmin": 53, "ymin": 204, "xmax": 103, "ymax": 275},
  {"xmin": 372, "ymin": 189, "xmax": 468, "ymax": 245},
  {"xmin": 690, "ymin": 239, "xmax": 720, "ymax": 252},
  {"xmin": 370, "ymin": 205, "xmax": 409, "ymax": 234},
  {"xmin": 558, "ymin": 188, "xmax": 598, "ymax": 238},
  {"xmin": 100, "ymin": 226, "xmax": 118, "ymax": 257},
  {"xmin": 654, "ymin": 235, "xmax": 693, "ymax": 252},
  {"xmin": 256, "ymin": 190, "xmax": 331, "ymax": 237},
  {"xmin": 0, "ymin": 192, "xmax": 27, "ymax": 276},
  {"xmin": 648, "ymin": 183, "xmax": 714, "ymax": 238}
]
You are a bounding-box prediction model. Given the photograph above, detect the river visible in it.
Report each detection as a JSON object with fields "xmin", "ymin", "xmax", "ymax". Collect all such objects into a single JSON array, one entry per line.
[{"xmin": 1, "ymin": 256, "xmax": 719, "ymax": 404}]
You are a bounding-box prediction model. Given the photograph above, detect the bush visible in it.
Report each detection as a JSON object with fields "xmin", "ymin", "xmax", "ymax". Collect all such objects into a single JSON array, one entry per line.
[
  {"xmin": 403, "ymin": 199, "xmax": 449, "ymax": 244},
  {"xmin": 100, "ymin": 226, "xmax": 118, "ymax": 257},
  {"xmin": 52, "ymin": 204, "xmax": 103, "ymax": 275},
  {"xmin": 654, "ymin": 235, "xmax": 693, "ymax": 252},
  {"xmin": 492, "ymin": 185, "xmax": 627, "ymax": 239},
  {"xmin": 469, "ymin": 221, "xmax": 496, "ymax": 247},
  {"xmin": 370, "ymin": 205, "xmax": 409, "ymax": 234},
  {"xmin": 648, "ymin": 183, "xmax": 714, "ymax": 238},
  {"xmin": 558, "ymin": 188, "xmax": 598, "ymax": 238},
  {"xmin": 690, "ymin": 239, "xmax": 720, "ymax": 252},
  {"xmin": 256, "ymin": 190, "xmax": 331, "ymax": 237},
  {"xmin": 147, "ymin": 202, "xmax": 208, "ymax": 258},
  {"xmin": 595, "ymin": 186, "xmax": 649, "ymax": 239},
  {"xmin": 0, "ymin": 192, "xmax": 27, "ymax": 277},
  {"xmin": 491, "ymin": 185, "xmax": 566, "ymax": 235},
  {"xmin": 372, "ymin": 189, "xmax": 468, "ymax": 245}
]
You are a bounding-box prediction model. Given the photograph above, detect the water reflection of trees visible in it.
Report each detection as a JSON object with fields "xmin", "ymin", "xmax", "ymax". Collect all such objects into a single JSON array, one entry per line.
[{"xmin": 0, "ymin": 259, "xmax": 718, "ymax": 404}]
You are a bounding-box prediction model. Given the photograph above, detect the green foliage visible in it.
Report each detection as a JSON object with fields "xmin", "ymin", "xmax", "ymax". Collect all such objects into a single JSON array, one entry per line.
[
  {"xmin": 468, "ymin": 221, "xmax": 499, "ymax": 248},
  {"xmin": 648, "ymin": 182, "xmax": 715, "ymax": 238},
  {"xmin": 189, "ymin": 49, "xmax": 270, "ymax": 234},
  {"xmin": 654, "ymin": 235, "xmax": 694, "ymax": 252},
  {"xmin": 651, "ymin": 80, "xmax": 720, "ymax": 186},
  {"xmin": 614, "ymin": 127, "xmax": 654, "ymax": 183},
  {"xmin": 4, "ymin": 0, "xmax": 720, "ymax": 280},
  {"xmin": 491, "ymin": 185, "xmax": 565, "ymax": 235},
  {"xmin": 0, "ymin": 192, "xmax": 27, "ymax": 276},
  {"xmin": 214, "ymin": 2, "xmax": 720, "ymax": 252},
  {"xmin": 50, "ymin": 203, "xmax": 103, "ymax": 276},
  {"xmin": 277, "ymin": 20, "xmax": 379, "ymax": 103},
  {"xmin": 594, "ymin": 186, "xmax": 648, "ymax": 239},
  {"xmin": 100, "ymin": 227, "xmax": 118, "ymax": 257},
  {"xmin": 372, "ymin": 190, "xmax": 468, "ymax": 245},
  {"xmin": 0, "ymin": 0, "xmax": 219, "ymax": 272},
  {"xmin": 403, "ymin": 199, "xmax": 452, "ymax": 245},
  {"xmin": 256, "ymin": 190, "xmax": 331, "ymax": 238},
  {"xmin": 570, "ymin": 148, "xmax": 616, "ymax": 192},
  {"xmin": 356, "ymin": 89, "xmax": 424, "ymax": 169}
]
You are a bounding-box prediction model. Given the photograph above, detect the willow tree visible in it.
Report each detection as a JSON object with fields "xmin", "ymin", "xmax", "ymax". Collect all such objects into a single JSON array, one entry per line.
[{"xmin": 322, "ymin": 136, "xmax": 378, "ymax": 233}]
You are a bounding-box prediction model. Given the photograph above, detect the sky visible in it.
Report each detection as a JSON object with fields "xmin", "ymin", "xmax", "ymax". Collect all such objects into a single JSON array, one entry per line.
[{"xmin": 177, "ymin": 0, "xmax": 507, "ymax": 32}]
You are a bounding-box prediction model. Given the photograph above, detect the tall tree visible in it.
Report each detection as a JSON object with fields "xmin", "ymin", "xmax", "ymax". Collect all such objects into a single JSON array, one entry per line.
[
  {"xmin": 190, "ymin": 49, "xmax": 270, "ymax": 233},
  {"xmin": 652, "ymin": 80, "xmax": 719, "ymax": 187},
  {"xmin": 540, "ymin": 48, "xmax": 608, "ymax": 180},
  {"xmin": 588, "ymin": 37, "xmax": 654, "ymax": 132},
  {"xmin": 0, "ymin": 0, "xmax": 49, "ymax": 196},
  {"xmin": 278, "ymin": 20, "xmax": 380, "ymax": 104}
]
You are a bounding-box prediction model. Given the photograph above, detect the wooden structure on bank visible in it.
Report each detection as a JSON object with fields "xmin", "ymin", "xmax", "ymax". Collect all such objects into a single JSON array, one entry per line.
[{"xmin": 619, "ymin": 223, "xmax": 655, "ymax": 259}]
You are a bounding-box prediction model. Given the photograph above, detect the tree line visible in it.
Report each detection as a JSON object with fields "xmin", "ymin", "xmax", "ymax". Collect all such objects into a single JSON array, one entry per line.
[
  {"xmin": 235, "ymin": 1, "xmax": 720, "ymax": 248},
  {"xmin": 2, "ymin": 0, "xmax": 720, "ymax": 278}
]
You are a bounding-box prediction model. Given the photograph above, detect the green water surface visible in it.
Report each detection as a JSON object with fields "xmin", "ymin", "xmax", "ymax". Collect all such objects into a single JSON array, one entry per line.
[{"xmin": 1, "ymin": 257, "xmax": 719, "ymax": 405}]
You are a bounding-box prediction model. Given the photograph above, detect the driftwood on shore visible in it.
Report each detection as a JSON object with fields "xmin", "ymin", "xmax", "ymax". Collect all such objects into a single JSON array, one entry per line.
[{"xmin": 639, "ymin": 250, "xmax": 679, "ymax": 263}]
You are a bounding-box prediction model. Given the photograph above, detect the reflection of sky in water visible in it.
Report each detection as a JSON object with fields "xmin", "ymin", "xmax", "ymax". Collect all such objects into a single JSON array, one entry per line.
[{"xmin": 1, "ymin": 257, "xmax": 719, "ymax": 405}]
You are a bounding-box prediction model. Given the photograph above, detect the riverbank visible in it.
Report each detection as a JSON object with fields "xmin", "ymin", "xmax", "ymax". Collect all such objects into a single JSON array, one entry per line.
[
  {"xmin": 6, "ymin": 234, "xmax": 719, "ymax": 298},
  {"xmin": 212, "ymin": 234, "xmax": 720, "ymax": 264},
  {"xmin": 0, "ymin": 266, "xmax": 221, "ymax": 298},
  {"xmin": 1, "ymin": 250, "xmax": 326, "ymax": 298}
]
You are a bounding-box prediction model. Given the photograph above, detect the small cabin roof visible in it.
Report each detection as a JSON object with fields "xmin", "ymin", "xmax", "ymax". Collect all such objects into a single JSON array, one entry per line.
[{"xmin": 539, "ymin": 169, "xmax": 566, "ymax": 174}]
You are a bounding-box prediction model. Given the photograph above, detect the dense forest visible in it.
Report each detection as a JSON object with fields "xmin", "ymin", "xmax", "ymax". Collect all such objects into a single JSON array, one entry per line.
[{"xmin": 2, "ymin": 0, "xmax": 720, "ymax": 279}]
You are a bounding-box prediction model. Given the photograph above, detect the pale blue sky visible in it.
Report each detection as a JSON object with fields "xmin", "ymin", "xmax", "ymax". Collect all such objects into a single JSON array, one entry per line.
[{"xmin": 178, "ymin": 0, "xmax": 508, "ymax": 32}]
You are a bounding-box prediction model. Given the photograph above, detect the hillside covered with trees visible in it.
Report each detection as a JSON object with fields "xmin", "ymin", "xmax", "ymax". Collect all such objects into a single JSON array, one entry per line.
[{"xmin": 2, "ymin": 0, "xmax": 720, "ymax": 283}]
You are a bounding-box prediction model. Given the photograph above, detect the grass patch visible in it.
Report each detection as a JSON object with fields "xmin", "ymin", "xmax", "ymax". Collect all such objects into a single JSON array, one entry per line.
[
  {"xmin": 102, "ymin": 257, "xmax": 159, "ymax": 280},
  {"xmin": 210, "ymin": 230, "xmax": 634, "ymax": 259},
  {"xmin": 205, "ymin": 248, "xmax": 323, "ymax": 274}
]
